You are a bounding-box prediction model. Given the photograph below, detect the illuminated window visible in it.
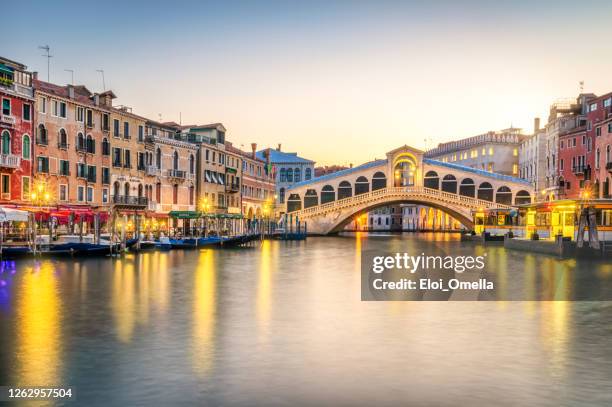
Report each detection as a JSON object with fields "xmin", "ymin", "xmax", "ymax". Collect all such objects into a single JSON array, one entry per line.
[
  {"xmin": 513, "ymin": 164, "xmax": 518, "ymax": 175},
  {"xmin": 488, "ymin": 147, "xmax": 494, "ymax": 156},
  {"xmin": 513, "ymin": 148, "xmax": 518, "ymax": 156}
]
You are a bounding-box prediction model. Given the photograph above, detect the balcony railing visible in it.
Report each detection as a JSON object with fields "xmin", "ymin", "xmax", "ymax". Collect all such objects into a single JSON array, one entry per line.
[
  {"xmin": 226, "ymin": 182, "xmax": 240, "ymax": 193},
  {"xmin": 111, "ymin": 195, "xmax": 148, "ymax": 206},
  {"xmin": 36, "ymin": 136, "xmax": 48, "ymax": 146},
  {"xmin": 0, "ymin": 154, "xmax": 21, "ymax": 169},
  {"xmin": 146, "ymin": 165, "xmax": 161, "ymax": 176},
  {"xmin": 572, "ymin": 165, "xmax": 586, "ymax": 175},
  {"xmin": 166, "ymin": 169, "xmax": 188, "ymax": 179},
  {"xmin": 57, "ymin": 142, "xmax": 69, "ymax": 150}
]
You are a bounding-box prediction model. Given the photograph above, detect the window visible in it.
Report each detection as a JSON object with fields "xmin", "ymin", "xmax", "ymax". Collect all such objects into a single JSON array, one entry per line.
[
  {"xmin": 86, "ymin": 135, "xmax": 95, "ymax": 154},
  {"xmin": 124, "ymin": 150, "xmax": 131, "ymax": 168},
  {"xmin": 21, "ymin": 176, "xmax": 30, "ymax": 200},
  {"xmin": 488, "ymin": 147, "xmax": 494, "ymax": 156},
  {"xmin": 76, "ymin": 106, "xmax": 84, "ymax": 122},
  {"xmin": 173, "ymin": 184, "xmax": 178, "ymax": 204},
  {"xmin": 58, "ymin": 129, "xmax": 68, "ymax": 148},
  {"xmin": 87, "ymin": 165, "xmax": 96, "ymax": 183},
  {"xmin": 596, "ymin": 127, "xmax": 602, "ymax": 137},
  {"xmin": 22, "ymin": 135, "xmax": 30, "ymax": 159},
  {"xmin": 76, "ymin": 163, "xmax": 87, "ymax": 178},
  {"xmin": 513, "ymin": 163, "xmax": 518, "ymax": 175},
  {"xmin": 102, "ymin": 188, "xmax": 108, "ymax": 203},
  {"xmin": 138, "ymin": 125, "xmax": 144, "ymax": 142},
  {"xmin": 87, "ymin": 186, "xmax": 94, "ymax": 202},
  {"xmin": 305, "ymin": 168, "xmax": 312, "ymax": 180},
  {"xmin": 113, "ymin": 148, "xmax": 122, "ymax": 167},
  {"xmin": 2, "ymin": 98, "xmax": 10, "ymax": 115},
  {"xmin": 513, "ymin": 148, "xmax": 518, "ymax": 156},
  {"xmin": 38, "ymin": 97, "xmax": 46, "ymax": 113},
  {"xmin": 37, "ymin": 156, "xmax": 49, "ymax": 173},
  {"xmin": 86, "ymin": 109, "xmax": 93, "ymax": 127},
  {"xmin": 123, "ymin": 122, "xmax": 130, "ymax": 139},
  {"xmin": 77, "ymin": 186, "xmax": 85, "ymax": 202},
  {"xmin": 590, "ymin": 102, "xmax": 598, "ymax": 112},
  {"xmin": 1, "ymin": 174, "xmax": 9, "ymax": 196},
  {"xmin": 102, "ymin": 113, "xmax": 110, "ymax": 131},
  {"xmin": 23, "ymin": 104, "xmax": 31, "ymax": 121},
  {"xmin": 113, "ymin": 119, "xmax": 120, "ymax": 137},
  {"xmin": 59, "ymin": 160, "xmax": 70, "ymax": 175},
  {"xmin": 59, "ymin": 185, "xmax": 68, "ymax": 201},
  {"xmin": 77, "ymin": 132, "xmax": 85, "ymax": 151},
  {"xmin": 560, "ymin": 159, "xmax": 564, "ymax": 170},
  {"xmin": 37, "ymin": 124, "xmax": 48, "ymax": 145},
  {"xmin": 1, "ymin": 130, "xmax": 10, "ymax": 154},
  {"xmin": 102, "ymin": 138, "xmax": 110, "ymax": 155},
  {"xmin": 52, "ymin": 100, "xmax": 67, "ymax": 118},
  {"xmin": 596, "ymin": 148, "xmax": 600, "ymax": 169},
  {"xmin": 102, "ymin": 167, "xmax": 110, "ymax": 184}
]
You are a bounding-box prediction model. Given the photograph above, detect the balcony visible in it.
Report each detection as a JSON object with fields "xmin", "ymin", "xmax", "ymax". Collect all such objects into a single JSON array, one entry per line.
[
  {"xmin": 0, "ymin": 114, "xmax": 16, "ymax": 126},
  {"xmin": 0, "ymin": 154, "xmax": 21, "ymax": 169},
  {"xmin": 572, "ymin": 165, "xmax": 586, "ymax": 175},
  {"xmin": 36, "ymin": 136, "xmax": 48, "ymax": 146},
  {"xmin": 166, "ymin": 169, "xmax": 190, "ymax": 180},
  {"xmin": 112, "ymin": 195, "xmax": 148, "ymax": 207},
  {"xmin": 226, "ymin": 182, "xmax": 240, "ymax": 193},
  {"xmin": 146, "ymin": 165, "xmax": 161, "ymax": 177}
]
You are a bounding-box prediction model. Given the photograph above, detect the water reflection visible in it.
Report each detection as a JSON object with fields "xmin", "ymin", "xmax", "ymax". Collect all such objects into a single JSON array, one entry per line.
[
  {"xmin": 16, "ymin": 261, "xmax": 62, "ymax": 386},
  {"xmin": 257, "ymin": 240, "xmax": 273, "ymax": 341},
  {"xmin": 192, "ymin": 249, "xmax": 216, "ymax": 376},
  {"xmin": 112, "ymin": 259, "xmax": 135, "ymax": 343}
]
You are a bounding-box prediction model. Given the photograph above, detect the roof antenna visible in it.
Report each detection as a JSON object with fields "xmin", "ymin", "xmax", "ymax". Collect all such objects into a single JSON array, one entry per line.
[
  {"xmin": 64, "ymin": 69, "xmax": 74, "ymax": 85},
  {"xmin": 179, "ymin": 112, "xmax": 182, "ymax": 126},
  {"xmin": 158, "ymin": 113, "xmax": 162, "ymax": 122},
  {"xmin": 38, "ymin": 45, "xmax": 52, "ymax": 81},
  {"xmin": 96, "ymin": 69, "xmax": 106, "ymax": 91},
  {"xmin": 579, "ymin": 80, "xmax": 584, "ymax": 93}
]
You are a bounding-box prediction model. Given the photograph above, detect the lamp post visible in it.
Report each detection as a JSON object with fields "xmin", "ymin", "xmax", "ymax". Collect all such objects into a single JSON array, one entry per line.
[
  {"xmin": 30, "ymin": 179, "xmax": 51, "ymax": 250},
  {"xmin": 199, "ymin": 197, "xmax": 211, "ymax": 237}
]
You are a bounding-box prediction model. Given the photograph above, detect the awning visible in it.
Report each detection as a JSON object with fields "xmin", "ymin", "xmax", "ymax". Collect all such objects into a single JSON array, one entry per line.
[
  {"xmin": 169, "ymin": 210, "xmax": 200, "ymax": 219},
  {"xmin": 0, "ymin": 207, "xmax": 29, "ymax": 222},
  {"xmin": 226, "ymin": 167, "xmax": 237, "ymax": 174},
  {"xmin": 205, "ymin": 171, "xmax": 212, "ymax": 183},
  {"xmin": 218, "ymin": 174, "xmax": 225, "ymax": 185},
  {"xmin": 0, "ymin": 64, "xmax": 14, "ymax": 75},
  {"xmin": 210, "ymin": 172, "xmax": 218, "ymax": 184}
]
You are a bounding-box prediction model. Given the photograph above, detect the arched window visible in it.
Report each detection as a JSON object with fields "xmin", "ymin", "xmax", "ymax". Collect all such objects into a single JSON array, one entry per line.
[
  {"xmin": 279, "ymin": 187, "xmax": 286, "ymax": 203},
  {"xmin": 515, "ymin": 190, "xmax": 531, "ymax": 205},
  {"xmin": 607, "ymin": 145, "xmax": 611, "ymax": 164},
  {"xmin": 22, "ymin": 134, "xmax": 30, "ymax": 159},
  {"xmin": 441, "ymin": 174, "xmax": 457, "ymax": 194},
  {"xmin": 138, "ymin": 183, "xmax": 143, "ymax": 198},
  {"xmin": 173, "ymin": 151, "xmax": 179, "ymax": 170},
  {"xmin": 189, "ymin": 186, "xmax": 194, "ymax": 205},
  {"xmin": 1, "ymin": 130, "xmax": 10, "ymax": 155},
  {"xmin": 294, "ymin": 167, "xmax": 301, "ymax": 182},
  {"xmin": 189, "ymin": 154, "xmax": 195, "ymax": 174},
  {"xmin": 156, "ymin": 148, "xmax": 162, "ymax": 169},
  {"xmin": 371, "ymin": 172, "xmax": 387, "ymax": 191},
  {"xmin": 77, "ymin": 132, "xmax": 85, "ymax": 151},
  {"xmin": 280, "ymin": 168, "xmax": 287, "ymax": 182},
  {"xmin": 338, "ymin": 181, "xmax": 352, "ymax": 199},
  {"xmin": 424, "ymin": 171, "xmax": 439, "ymax": 189},
  {"xmin": 304, "ymin": 189, "xmax": 318, "ymax": 208},
  {"xmin": 113, "ymin": 181, "xmax": 120, "ymax": 197},
  {"xmin": 305, "ymin": 168, "xmax": 312, "ymax": 180},
  {"xmin": 495, "ymin": 186, "xmax": 512, "ymax": 205},
  {"xmin": 287, "ymin": 193, "xmax": 301, "ymax": 212},
  {"xmin": 102, "ymin": 138, "xmax": 110, "ymax": 155},
  {"xmin": 124, "ymin": 182, "xmax": 130, "ymax": 197},
  {"xmin": 355, "ymin": 176, "xmax": 369, "ymax": 195},
  {"xmin": 321, "ymin": 185, "xmax": 335, "ymax": 204},
  {"xmin": 286, "ymin": 168, "xmax": 293, "ymax": 183},
  {"xmin": 37, "ymin": 124, "xmax": 47, "ymax": 144},
  {"xmin": 58, "ymin": 128, "xmax": 67, "ymax": 148},
  {"xmin": 86, "ymin": 134, "xmax": 95, "ymax": 153},
  {"xmin": 477, "ymin": 182, "xmax": 494, "ymax": 202},
  {"xmin": 459, "ymin": 178, "xmax": 475, "ymax": 197}
]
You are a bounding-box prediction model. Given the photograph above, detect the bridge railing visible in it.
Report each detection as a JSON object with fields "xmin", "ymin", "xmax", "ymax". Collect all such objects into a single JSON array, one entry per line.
[{"xmin": 288, "ymin": 186, "xmax": 512, "ymax": 217}]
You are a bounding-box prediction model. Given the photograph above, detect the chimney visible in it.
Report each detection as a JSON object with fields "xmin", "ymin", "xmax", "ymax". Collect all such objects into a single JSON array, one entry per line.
[
  {"xmin": 277, "ymin": 143, "xmax": 281, "ymax": 151},
  {"xmin": 251, "ymin": 143, "xmax": 257, "ymax": 159},
  {"xmin": 32, "ymin": 71, "xmax": 38, "ymax": 80},
  {"xmin": 93, "ymin": 94, "xmax": 100, "ymax": 106},
  {"xmin": 67, "ymin": 85, "xmax": 75, "ymax": 99},
  {"xmin": 533, "ymin": 117, "xmax": 540, "ymax": 133}
]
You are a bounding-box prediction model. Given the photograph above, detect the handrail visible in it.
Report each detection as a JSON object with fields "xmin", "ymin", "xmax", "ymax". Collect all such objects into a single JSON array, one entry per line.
[{"xmin": 288, "ymin": 186, "xmax": 512, "ymax": 218}]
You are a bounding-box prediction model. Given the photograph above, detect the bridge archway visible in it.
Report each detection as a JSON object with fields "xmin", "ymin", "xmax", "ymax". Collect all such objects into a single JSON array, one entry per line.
[
  {"xmin": 287, "ymin": 194, "xmax": 301, "ymax": 212},
  {"xmin": 424, "ymin": 171, "xmax": 439, "ymax": 189},
  {"xmin": 304, "ymin": 189, "xmax": 318, "ymax": 208},
  {"xmin": 459, "ymin": 178, "xmax": 475, "ymax": 197},
  {"xmin": 477, "ymin": 182, "xmax": 494, "ymax": 202},
  {"xmin": 355, "ymin": 176, "xmax": 369, "ymax": 195},
  {"xmin": 321, "ymin": 185, "xmax": 335, "ymax": 204},
  {"xmin": 495, "ymin": 186, "xmax": 512, "ymax": 205},
  {"xmin": 327, "ymin": 198, "xmax": 473, "ymax": 234},
  {"xmin": 338, "ymin": 181, "xmax": 352, "ymax": 199},
  {"xmin": 441, "ymin": 174, "xmax": 457, "ymax": 194},
  {"xmin": 515, "ymin": 190, "xmax": 531, "ymax": 205},
  {"xmin": 372, "ymin": 172, "xmax": 387, "ymax": 191}
]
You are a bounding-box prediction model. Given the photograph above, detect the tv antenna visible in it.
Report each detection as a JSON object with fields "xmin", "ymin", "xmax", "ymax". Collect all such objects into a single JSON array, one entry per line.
[
  {"xmin": 38, "ymin": 45, "xmax": 52, "ymax": 81},
  {"xmin": 579, "ymin": 80, "xmax": 584, "ymax": 93},
  {"xmin": 96, "ymin": 69, "xmax": 106, "ymax": 91},
  {"xmin": 64, "ymin": 69, "xmax": 74, "ymax": 85}
]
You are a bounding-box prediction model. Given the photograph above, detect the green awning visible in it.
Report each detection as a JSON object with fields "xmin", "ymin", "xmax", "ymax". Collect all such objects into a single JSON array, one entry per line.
[
  {"xmin": 226, "ymin": 167, "xmax": 237, "ymax": 174},
  {"xmin": 0, "ymin": 65, "xmax": 14, "ymax": 75},
  {"xmin": 169, "ymin": 210, "xmax": 200, "ymax": 219}
]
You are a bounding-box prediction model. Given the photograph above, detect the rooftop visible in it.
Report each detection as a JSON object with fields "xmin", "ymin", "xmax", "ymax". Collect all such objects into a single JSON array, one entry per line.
[
  {"xmin": 256, "ymin": 149, "xmax": 314, "ymax": 165},
  {"xmin": 423, "ymin": 158, "xmax": 532, "ymax": 185},
  {"xmin": 289, "ymin": 159, "xmax": 387, "ymax": 189}
]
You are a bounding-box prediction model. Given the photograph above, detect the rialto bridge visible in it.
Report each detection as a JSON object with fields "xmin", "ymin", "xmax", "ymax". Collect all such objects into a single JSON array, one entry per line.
[{"xmin": 284, "ymin": 146, "xmax": 534, "ymax": 234}]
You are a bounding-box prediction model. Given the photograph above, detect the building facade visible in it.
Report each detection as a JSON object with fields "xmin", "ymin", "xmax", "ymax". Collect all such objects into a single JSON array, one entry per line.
[
  {"xmin": 256, "ymin": 145, "xmax": 315, "ymax": 210},
  {"xmin": 426, "ymin": 128, "xmax": 523, "ymax": 176},
  {"xmin": 0, "ymin": 57, "xmax": 34, "ymax": 206},
  {"xmin": 518, "ymin": 119, "xmax": 547, "ymax": 195},
  {"xmin": 591, "ymin": 93, "xmax": 612, "ymax": 198},
  {"xmin": 232, "ymin": 143, "xmax": 275, "ymax": 219}
]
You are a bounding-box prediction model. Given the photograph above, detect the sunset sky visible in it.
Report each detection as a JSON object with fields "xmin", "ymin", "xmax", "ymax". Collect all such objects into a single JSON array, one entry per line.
[{"xmin": 6, "ymin": 0, "xmax": 612, "ymax": 165}]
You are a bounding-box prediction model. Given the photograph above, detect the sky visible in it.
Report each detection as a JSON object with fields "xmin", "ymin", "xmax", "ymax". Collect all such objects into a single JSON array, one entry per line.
[{"xmin": 5, "ymin": 0, "xmax": 612, "ymax": 166}]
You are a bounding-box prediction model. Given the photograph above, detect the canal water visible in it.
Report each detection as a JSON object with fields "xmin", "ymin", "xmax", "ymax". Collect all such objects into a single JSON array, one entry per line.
[{"xmin": 0, "ymin": 234, "xmax": 611, "ymax": 406}]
